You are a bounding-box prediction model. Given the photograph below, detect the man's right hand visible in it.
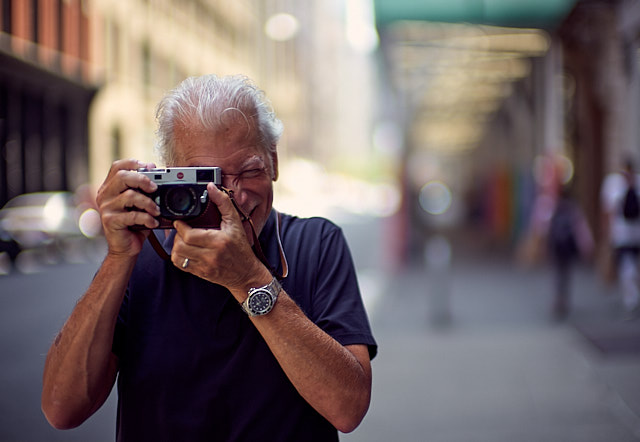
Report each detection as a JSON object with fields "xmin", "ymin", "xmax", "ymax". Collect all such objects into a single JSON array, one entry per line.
[
  {"xmin": 42, "ymin": 158, "xmax": 158, "ymax": 429},
  {"xmin": 96, "ymin": 159, "xmax": 161, "ymax": 257}
]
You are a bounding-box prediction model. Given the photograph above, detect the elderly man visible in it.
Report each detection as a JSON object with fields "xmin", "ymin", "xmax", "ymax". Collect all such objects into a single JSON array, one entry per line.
[{"xmin": 42, "ymin": 74, "xmax": 376, "ymax": 441}]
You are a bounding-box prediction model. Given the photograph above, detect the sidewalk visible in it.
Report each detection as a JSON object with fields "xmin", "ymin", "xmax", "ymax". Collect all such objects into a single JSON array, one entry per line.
[{"xmin": 344, "ymin": 241, "xmax": 640, "ymax": 442}]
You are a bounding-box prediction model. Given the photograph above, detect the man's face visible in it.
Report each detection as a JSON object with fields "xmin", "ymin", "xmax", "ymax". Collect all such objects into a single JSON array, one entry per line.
[{"xmin": 171, "ymin": 118, "xmax": 276, "ymax": 241}]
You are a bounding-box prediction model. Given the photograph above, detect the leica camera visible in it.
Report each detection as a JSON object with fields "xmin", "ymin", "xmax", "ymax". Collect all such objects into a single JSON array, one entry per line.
[{"xmin": 137, "ymin": 166, "xmax": 222, "ymax": 228}]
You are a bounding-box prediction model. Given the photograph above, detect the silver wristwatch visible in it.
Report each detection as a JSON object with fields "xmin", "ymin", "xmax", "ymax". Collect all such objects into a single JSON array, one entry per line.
[{"xmin": 242, "ymin": 277, "xmax": 281, "ymax": 316}]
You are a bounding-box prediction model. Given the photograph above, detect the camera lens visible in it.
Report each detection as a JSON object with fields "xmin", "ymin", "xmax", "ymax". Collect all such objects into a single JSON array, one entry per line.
[{"xmin": 165, "ymin": 186, "xmax": 196, "ymax": 216}]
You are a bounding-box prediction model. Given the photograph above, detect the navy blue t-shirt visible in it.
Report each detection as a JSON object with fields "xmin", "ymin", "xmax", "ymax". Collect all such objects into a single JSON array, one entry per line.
[{"xmin": 112, "ymin": 210, "xmax": 377, "ymax": 441}]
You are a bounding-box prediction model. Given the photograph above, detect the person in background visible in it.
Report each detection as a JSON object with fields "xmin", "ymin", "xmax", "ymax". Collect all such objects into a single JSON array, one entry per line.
[
  {"xmin": 601, "ymin": 157, "xmax": 640, "ymax": 320},
  {"xmin": 41, "ymin": 74, "xmax": 377, "ymax": 441},
  {"xmin": 547, "ymin": 185, "xmax": 594, "ymax": 320}
]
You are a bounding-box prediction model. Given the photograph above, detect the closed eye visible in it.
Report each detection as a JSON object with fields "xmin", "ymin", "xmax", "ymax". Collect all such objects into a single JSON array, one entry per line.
[{"xmin": 239, "ymin": 168, "xmax": 266, "ymax": 179}]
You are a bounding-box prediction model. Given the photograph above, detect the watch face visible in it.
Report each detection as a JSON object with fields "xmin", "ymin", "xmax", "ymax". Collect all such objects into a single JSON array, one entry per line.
[{"xmin": 248, "ymin": 290, "xmax": 273, "ymax": 315}]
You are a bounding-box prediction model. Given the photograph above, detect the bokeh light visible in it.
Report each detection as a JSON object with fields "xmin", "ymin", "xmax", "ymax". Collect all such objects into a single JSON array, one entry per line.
[
  {"xmin": 419, "ymin": 180, "xmax": 452, "ymax": 215},
  {"xmin": 265, "ymin": 13, "xmax": 300, "ymax": 42}
]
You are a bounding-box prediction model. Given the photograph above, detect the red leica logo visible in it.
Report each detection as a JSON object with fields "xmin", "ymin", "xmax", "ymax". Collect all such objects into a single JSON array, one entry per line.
[{"xmin": 177, "ymin": 172, "xmax": 184, "ymax": 179}]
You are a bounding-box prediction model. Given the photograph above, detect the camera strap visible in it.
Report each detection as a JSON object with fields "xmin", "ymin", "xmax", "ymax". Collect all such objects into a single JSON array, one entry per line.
[
  {"xmin": 223, "ymin": 188, "xmax": 288, "ymax": 281},
  {"xmin": 146, "ymin": 188, "xmax": 288, "ymax": 281}
]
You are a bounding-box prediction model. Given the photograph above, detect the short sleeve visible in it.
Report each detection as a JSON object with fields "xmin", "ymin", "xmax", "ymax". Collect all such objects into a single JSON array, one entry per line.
[{"xmin": 309, "ymin": 224, "xmax": 377, "ymax": 359}]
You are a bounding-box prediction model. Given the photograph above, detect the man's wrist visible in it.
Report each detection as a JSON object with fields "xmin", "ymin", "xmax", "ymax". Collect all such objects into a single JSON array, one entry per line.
[
  {"xmin": 230, "ymin": 266, "xmax": 274, "ymax": 302},
  {"xmin": 241, "ymin": 277, "xmax": 282, "ymax": 317},
  {"xmin": 105, "ymin": 250, "xmax": 139, "ymax": 266}
]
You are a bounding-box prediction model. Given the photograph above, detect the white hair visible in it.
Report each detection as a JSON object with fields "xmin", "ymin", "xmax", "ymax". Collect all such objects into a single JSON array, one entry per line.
[{"xmin": 155, "ymin": 74, "xmax": 283, "ymax": 172}]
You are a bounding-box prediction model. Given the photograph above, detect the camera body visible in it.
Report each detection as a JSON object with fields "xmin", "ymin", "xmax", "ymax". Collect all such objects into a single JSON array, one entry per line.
[{"xmin": 137, "ymin": 167, "xmax": 222, "ymax": 229}]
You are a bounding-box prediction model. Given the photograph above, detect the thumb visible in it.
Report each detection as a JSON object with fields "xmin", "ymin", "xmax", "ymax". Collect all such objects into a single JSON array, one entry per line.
[{"xmin": 207, "ymin": 183, "xmax": 244, "ymax": 226}]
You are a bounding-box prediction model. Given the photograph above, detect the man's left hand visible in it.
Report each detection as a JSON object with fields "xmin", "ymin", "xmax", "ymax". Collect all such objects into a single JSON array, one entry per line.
[{"xmin": 171, "ymin": 184, "xmax": 270, "ymax": 292}]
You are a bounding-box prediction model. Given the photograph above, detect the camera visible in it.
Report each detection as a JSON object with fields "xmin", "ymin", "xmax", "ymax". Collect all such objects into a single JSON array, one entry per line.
[{"xmin": 137, "ymin": 167, "xmax": 222, "ymax": 229}]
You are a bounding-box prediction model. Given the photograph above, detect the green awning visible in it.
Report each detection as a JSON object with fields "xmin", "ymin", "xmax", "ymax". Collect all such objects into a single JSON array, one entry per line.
[{"xmin": 374, "ymin": 0, "xmax": 578, "ymax": 29}]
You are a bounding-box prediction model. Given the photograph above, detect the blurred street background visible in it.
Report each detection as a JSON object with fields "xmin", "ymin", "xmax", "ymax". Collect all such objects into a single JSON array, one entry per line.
[{"xmin": 2, "ymin": 0, "xmax": 640, "ymax": 441}]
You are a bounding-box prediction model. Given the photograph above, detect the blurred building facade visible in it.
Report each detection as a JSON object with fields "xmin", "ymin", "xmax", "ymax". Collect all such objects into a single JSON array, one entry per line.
[
  {"xmin": 477, "ymin": 0, "xmax": 640, "ymax": 246},
  {"xmin": 374, "ymin": 0, "xmax": 640, "ymax": 266},
  {"xmin": 1, "ymin": 0, "xmax": 380, "ymax": 204},
  {"xmin": 0, "ymin": 0, "xmax": 95, "ymax": 207}
]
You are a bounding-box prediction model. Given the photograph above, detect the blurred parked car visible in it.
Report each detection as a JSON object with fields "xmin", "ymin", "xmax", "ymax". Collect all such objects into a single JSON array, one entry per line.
[
  {"xmin": 0, "ymin": 192, "xmax": 86, "ymax": 258},
  {"xmin": 0, "ymin": 226, "xmax": 20, "ymax": 262}
]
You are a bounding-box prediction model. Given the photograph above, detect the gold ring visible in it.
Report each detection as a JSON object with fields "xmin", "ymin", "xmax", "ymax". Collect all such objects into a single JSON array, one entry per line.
[{"xmin": 181, "ymin": 258, "xmax": 190, "ymax": 269}]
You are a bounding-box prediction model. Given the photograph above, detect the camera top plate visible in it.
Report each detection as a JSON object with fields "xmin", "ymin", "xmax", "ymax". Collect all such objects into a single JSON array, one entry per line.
[{"xmin": 138, "ymin": 167, "xmax": 222, "ymax": 185}]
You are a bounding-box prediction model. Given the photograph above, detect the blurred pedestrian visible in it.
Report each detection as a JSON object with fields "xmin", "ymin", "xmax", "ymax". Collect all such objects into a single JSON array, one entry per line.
[
  {"xmin": 601, "ymin": 157, "xmax": 640, "ymax": 320},
  {"xmin": 547, "ymin": 185, "xmax": 594, "ymax": 320}
]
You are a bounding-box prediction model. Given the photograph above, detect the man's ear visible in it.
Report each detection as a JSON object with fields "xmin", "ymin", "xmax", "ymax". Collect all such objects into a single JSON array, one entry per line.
[{"xmin": 271, "ymin": 148, "xmax": 279, "ymax": 181}]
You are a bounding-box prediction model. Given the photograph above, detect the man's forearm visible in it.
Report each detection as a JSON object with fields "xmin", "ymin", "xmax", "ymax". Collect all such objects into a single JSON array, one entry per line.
[
  {"xmin": 245, "ymin": 291, "xmax": 372, "ymax": 433},
  {"xmin": 41, "ymin": 253, "xmax": 135, "ymax": 429}
]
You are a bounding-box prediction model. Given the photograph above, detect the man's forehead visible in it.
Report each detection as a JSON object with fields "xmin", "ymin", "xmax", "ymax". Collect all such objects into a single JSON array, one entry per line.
[
  {"xmin": 171, "ymin": 117, "xmax": 271, "ymax": 168},
  {"xmin": 175, "ymin": 118, "xmax": 262, "ymax": 147},
  {"xmin": 178, "ymin": 148, "xmax": 264, "ymax": 164}
]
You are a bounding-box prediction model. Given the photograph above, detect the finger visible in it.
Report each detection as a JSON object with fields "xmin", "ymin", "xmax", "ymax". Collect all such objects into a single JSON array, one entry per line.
[
  {"xmin": 119, "ymin": 188, "xmax": 161, "ymax": 216},
  {"xmin": 173, "ymin": 220, "xmax": 215, "ymax": 248},
  {"xmin": 173, "ymin": 220, "xmax": 193, "ymax": 240},
  {"xmin": 109, "ymin": 158, "xmax": 142, "ymax": 174},
  {"xmin": 207, "ymin": 183, "xmax": 243, "ymax": 225},
  {"xmin": 138, "ymin": 160, "xmax": 157, "ymax": 170},
  {"xmin": 130, "ymin": 160, "xmax": 158, "ymax": 192},
  {"xmin": 103, "ymin": 208, "xmax": 159, "ymax": 230},
  {"xmin": 171, "ymin": 253, "xmax": 193, "ymax": 271},
  {"xmin": 101, "ymin": 188, "xmax": 160, "ymax": 220},
  {"xmin": 106, "ymin": 159, "xmax": 153, "ymax": 182},
  {"xmin": 126, "ymin": 211, "xmax": 160, "ymax": 230},
  {"xmin": 171, "ymin": 224, "xmax": 208, "ymax": 272},
  {"xmin": 99, "ymin": 160, "xmax": 159, "ymax": 202},
  {"xmin": 115, "ymin": 170, "xmax": 159, "ymax": 195},
  {"xmin": 101, "ymin": 190, "xmax": 160, "ymax": 229}
]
